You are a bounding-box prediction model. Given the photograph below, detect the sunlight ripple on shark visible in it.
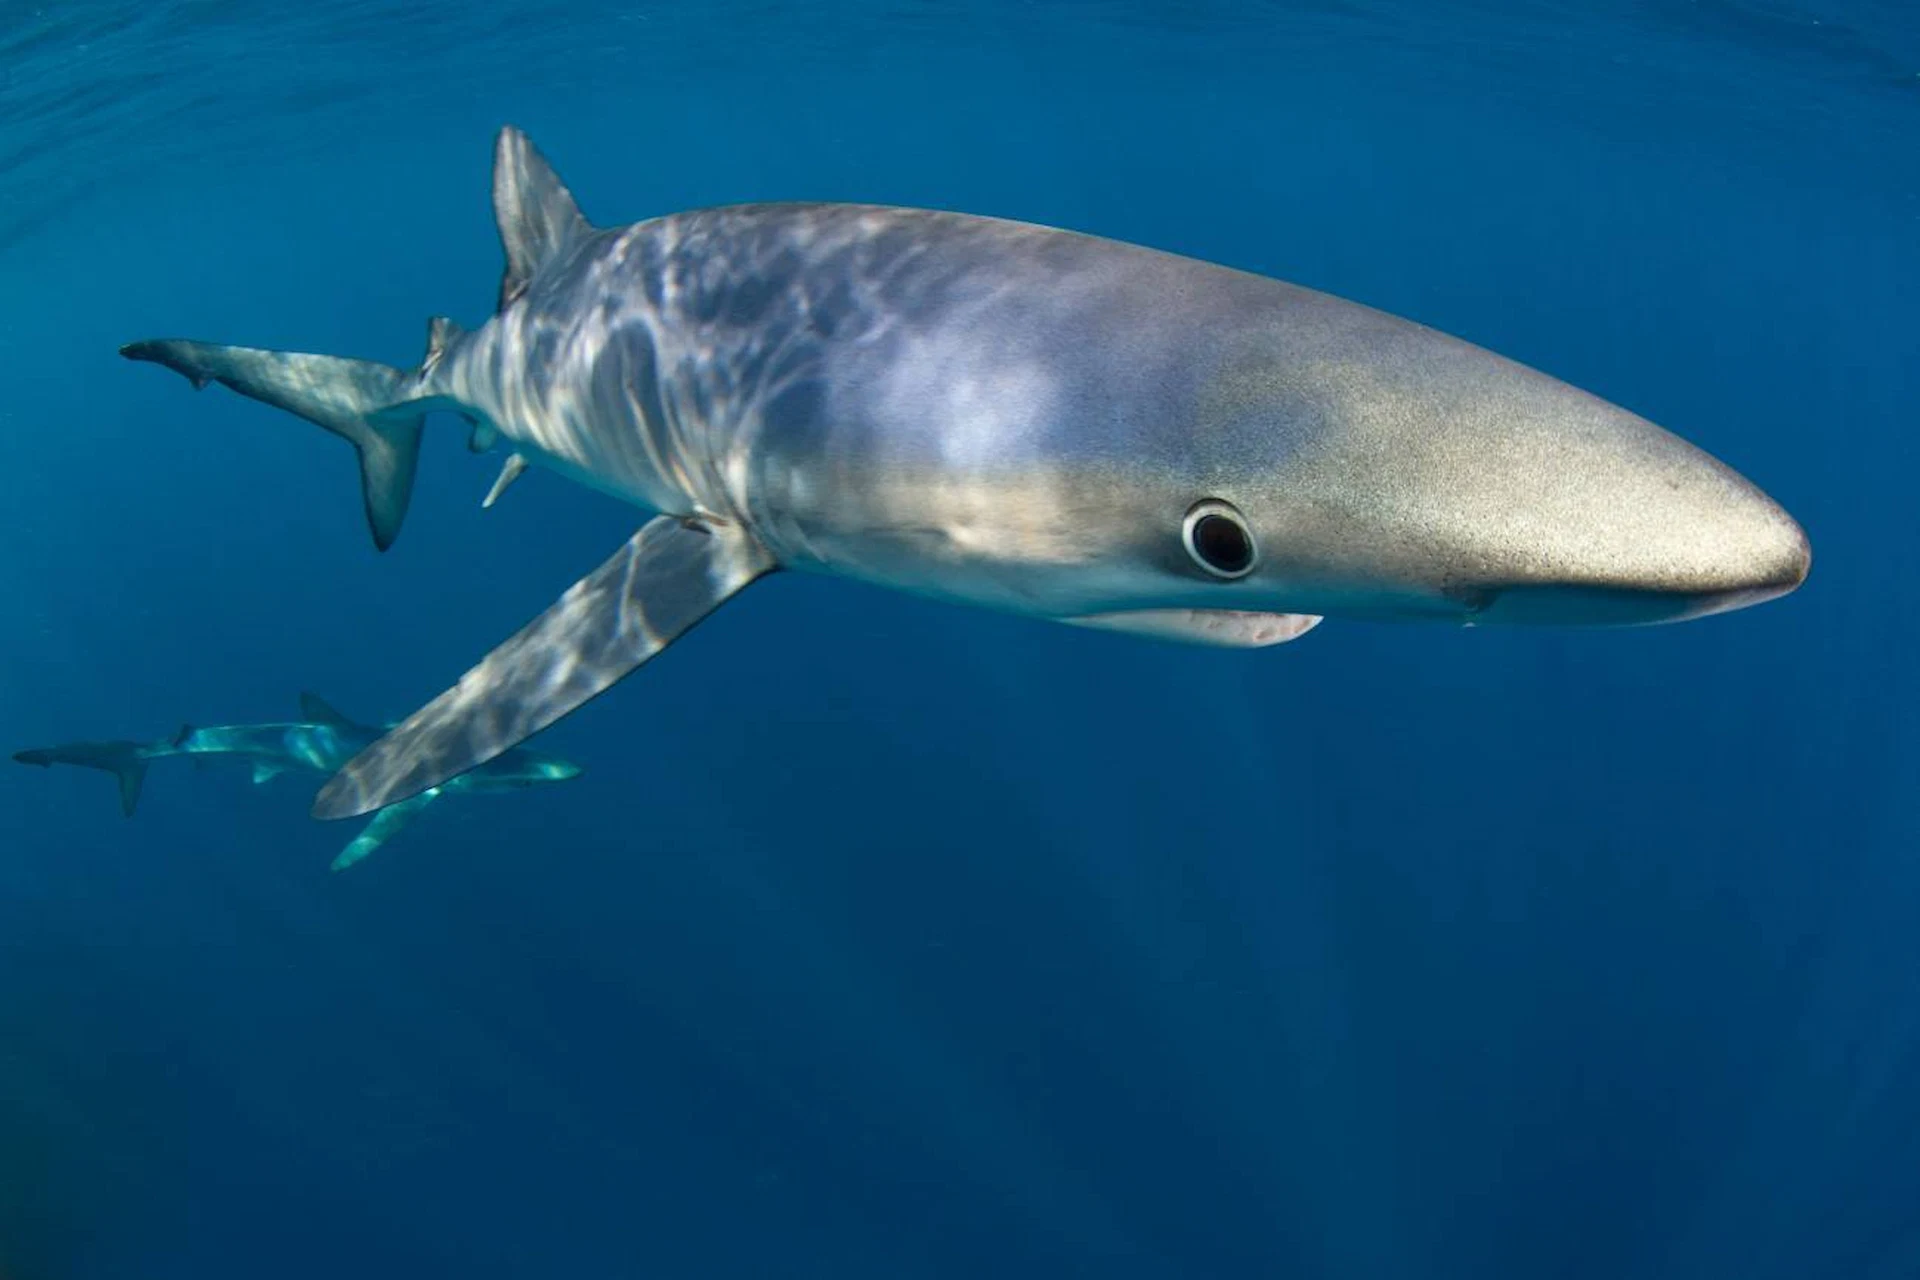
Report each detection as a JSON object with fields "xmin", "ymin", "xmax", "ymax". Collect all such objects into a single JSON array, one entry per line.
[
  {"xmin": 120, "ymin": 126, "xmax": 1810, "ymax": 821},
  {"xmin": 13, "ymin": 693, "xmax": 582, "ymax": 870}
]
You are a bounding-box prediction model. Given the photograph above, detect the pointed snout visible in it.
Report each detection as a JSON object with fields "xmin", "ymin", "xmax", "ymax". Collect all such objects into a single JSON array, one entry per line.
[
  {"xmin": 1241, "ymin": 325, "xmax": 1813, "ymax": 628},
  {"xmin": 1460, "ymin": 470, "xmax": 1811, "ymax": 626},
  {"xmin": 1422, "ymin": 392, "xmax": 1813, "ymax": 627}
]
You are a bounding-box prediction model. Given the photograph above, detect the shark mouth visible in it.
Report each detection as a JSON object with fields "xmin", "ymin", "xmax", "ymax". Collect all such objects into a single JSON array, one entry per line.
[{"xmin": 1063, "ymin": 608, "xmax": 1323, "ymax": 648}]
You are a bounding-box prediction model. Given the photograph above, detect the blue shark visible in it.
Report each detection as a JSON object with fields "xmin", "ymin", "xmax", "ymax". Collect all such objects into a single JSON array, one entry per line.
[
  {"xmin": 119, "ymin": 126, "xmax": 1810, "ymax": 822},
  {"xmin": 13, "ymin": 693, "xmax": 582, "ymax": 871}
]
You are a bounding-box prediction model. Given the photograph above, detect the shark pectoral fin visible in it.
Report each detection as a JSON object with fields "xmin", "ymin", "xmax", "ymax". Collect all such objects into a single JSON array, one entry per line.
[
  {"xmin": 481, "ymin": 453, "xmax": 529, "ymax": 508},
  {"xmin": 1064, "ymin": 609, "xmax": 1324, "ymax": 647},
  {"xmin": 312, "ymin": 514, "xmax": 776, "ymax": 821},
  {"xmin": 250, "ymin": 761, "xmax": 287, "ymax": 786},
  {"xmin": 330, "ymin": 787, "xmax": 442, "ymax": 873}
]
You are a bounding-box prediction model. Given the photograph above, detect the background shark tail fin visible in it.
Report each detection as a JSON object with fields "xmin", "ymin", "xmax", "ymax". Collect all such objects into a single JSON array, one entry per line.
[
  {"xmin": 118, "ymin": 339, "xmax": 441, "ymax": 551},
  {"xmin": 13, "ymin": 741, "xmax": 150, "ymax": 817}
]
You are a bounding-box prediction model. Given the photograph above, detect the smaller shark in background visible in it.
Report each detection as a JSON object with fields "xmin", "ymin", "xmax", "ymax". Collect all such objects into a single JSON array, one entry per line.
[{"xmin": 12, "ymin": 693, "xmax": 583, "ymax": 872}]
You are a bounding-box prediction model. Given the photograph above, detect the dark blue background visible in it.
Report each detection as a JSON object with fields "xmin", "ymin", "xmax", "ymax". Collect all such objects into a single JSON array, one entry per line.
[{"xmin": 3, "ymin": 3, "xmax": 1916, "ymax": 1276}]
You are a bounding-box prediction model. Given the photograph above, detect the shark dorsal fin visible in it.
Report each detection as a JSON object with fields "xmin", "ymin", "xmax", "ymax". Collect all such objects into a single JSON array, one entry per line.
[
  {"xmin": 423, "ymin": 316, "xmax": 465, "ymax": 375},
  {"xmin": 299, "ymin": 692, "xmax": 357, "ymax": 729},
  {"xmin": 492, "ymin": 126, "xmax": 591, "ymax": 312}
]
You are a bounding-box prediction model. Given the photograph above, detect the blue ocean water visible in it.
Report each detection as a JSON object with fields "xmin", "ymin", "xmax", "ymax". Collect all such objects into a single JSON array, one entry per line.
[{"xmin": 2, "ymin": 1, "xmax": 1917, "ymax": 1275}]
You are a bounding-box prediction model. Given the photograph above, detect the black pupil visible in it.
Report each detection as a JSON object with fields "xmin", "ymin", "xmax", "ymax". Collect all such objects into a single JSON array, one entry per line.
[{"xmin": 1192, "ymin": 513, "xmax": 1252, "ymax": 574}]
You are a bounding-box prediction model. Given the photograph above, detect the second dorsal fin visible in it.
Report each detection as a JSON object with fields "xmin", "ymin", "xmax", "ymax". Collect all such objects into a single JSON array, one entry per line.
[{"xmin": 423, "ymin": 315, "xmax": 464, "ymax": 375}]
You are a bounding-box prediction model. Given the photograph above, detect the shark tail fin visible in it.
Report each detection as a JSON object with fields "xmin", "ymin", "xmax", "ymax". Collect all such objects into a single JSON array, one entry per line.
[
  {"xmin": 118, "ymin": 334, "xmax": 450, "ymax": 552},
  {"xmin": 13, "ymin": 741, "xmax": 150, "ymax": 817},
  {"xmin": 492, "ymin": 125, "xmax": 592, "ymax": 312}
]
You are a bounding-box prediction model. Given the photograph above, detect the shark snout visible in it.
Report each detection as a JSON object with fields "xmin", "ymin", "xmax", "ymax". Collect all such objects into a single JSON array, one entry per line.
[
  {"xmin": 1460, "ymin": 479, "xmax": 1811, "ymax": 626},
  {"xmin": 1251, "ymin": 344, "xmax": 1815, "ymax": 629},
  {"xmin": 1416, "ymin": 381, "xmax": 1814, "ymax": 626}
]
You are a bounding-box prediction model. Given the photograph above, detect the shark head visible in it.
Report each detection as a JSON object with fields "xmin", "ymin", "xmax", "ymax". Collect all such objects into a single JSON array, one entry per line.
[
  {"xmin": 502, "ymin": 750, "xmax": 585, "ymax": 786},
  {"xmin": 1030, "ymin": 306, "xmax": 1810, "ymax": 643}
]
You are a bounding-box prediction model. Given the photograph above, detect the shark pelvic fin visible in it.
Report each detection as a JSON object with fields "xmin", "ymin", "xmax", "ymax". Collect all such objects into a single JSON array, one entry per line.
[
  {"xmin": 313, "ymin": 513, "xmax": 776, "ymax": 820},
  {"xmin": 13, "ymin": 741, "xmax": 149, "ymax": 817},
  {"xmin": 492, "ymin": 125, "xmax": 592, "ymax": 312},
  {"xmin": 331, "ymin": 788, "xmax": 442, "ymax": 872},
  {"xmin": 482, "ymin": 453, "xmax": 529, "ymax": 508},
  {"xmin": 251, "ymin": 761, "xmax": 287, "ymax": 786},
  {"xmin": 119, "ymin": 339, "xmax": 446, "ymax": 552}
]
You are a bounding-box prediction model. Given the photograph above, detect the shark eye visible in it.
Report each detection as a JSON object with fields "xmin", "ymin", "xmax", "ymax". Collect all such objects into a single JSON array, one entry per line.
[{"xmin": 1182, "ymin": 500, "xmax": 1256, "ymax": 579}]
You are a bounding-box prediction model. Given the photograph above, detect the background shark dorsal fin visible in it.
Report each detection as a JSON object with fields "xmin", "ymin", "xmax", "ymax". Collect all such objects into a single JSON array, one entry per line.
[
  {"xmin": 299, "ymin": 692, "xmax": 358, "ymax": 729},
  {"xmin": 492, "ymin": 126, "xmax": 591, "ymax": 312}
]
